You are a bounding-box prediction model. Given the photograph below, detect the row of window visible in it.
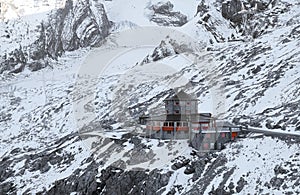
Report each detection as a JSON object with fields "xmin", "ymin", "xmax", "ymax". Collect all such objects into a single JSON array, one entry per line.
[
  {"xmin": 166, "ymin": 106, "xmax": 192, "ymax": 110},
  {"xmin": 163, "ymin": 132, "xmax": 229, "ymax": 137},
  {"xmin": 149, "ymin": 122, "xmax": 189, "ymax": 126},
  {"xmin": 163, "ymin": 122, "xmax": 189, "ymax": 126},
  {"xmin": 165, "ymin": 101, "xmax": 192, "ymax": 106},
  {"xmin": 166, "ymin": 110, "xmax": 192, "ymax": 114},
  {"xmin": 165, "ymin": 130, "xmax": 189, "ymax": 134}
]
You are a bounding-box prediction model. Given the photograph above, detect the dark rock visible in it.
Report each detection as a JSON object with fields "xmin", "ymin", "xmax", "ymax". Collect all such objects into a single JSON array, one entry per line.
[
  {"xmin": 129, "ymin": 136, "xmax": 142, "ymax": 146},
  {"xmin": 289, "ymin": 24, "xmax": 300, "ymax": 39},
  {"xmin": 149, "ymin": 1, "xmax": 188, "ymax": 27},
  {"xmin": 274, "ymin": 165, "xmax": 288, "ymax": 175},
  {"xmin": 196, "ymin": 0, "xmax": 209, "ymax": 17},
  {"xmin": 208, "ymin": 167, "xmax": 236, "ymax": 194},
  {"xmin": 110, "ymin": 159, "xmax": 127, "ymax": 170},
  {"xmin": 184, "ymin": 165, "xmax": 195, "ymax": 174},
  {"xmin": 158, "ymin": 141, "xmax": 164, "ymax": 147},
  {"xmin": 0, "ymin": 112, "xmax": 12, "ymax": 122},
  {"xmin": 202, "ymin": 13, "xmax": 211, "ymax": 23},
  {"xmin": 171, "ymin": 158, "xmax": 190, "ymax": 170},
  {"xmin": 10, "ymin": 63, "xmax": 25, "ymax": 74},
  {"xmin": 171, "ymin": 156, "xmax": 190, "ymax": 170},
  {"xmin": 47, "ymin": 160, "xmax": 99, "ymax": 195},
  {"xmin": 98, "ymin": 167, "xmax": 173, "ymax": 195},
  {"xmin": 251, "ymin": 0, "xmax": 269, "ymax": 11},
  {"xmin": 185, "ymin": 154, "xmax": 228, "ymax": 194},
  {"xmin": 234, "ymin": 90, "xmax": 246, "ymax": 101},
  {"xmin": 124, "ymin": 147, "xmax": 155, "ymax": 165},
  {"xmin": 221, "ymin": 0, "xmax": 243, "ymax": 24},
  {"xmin": 270, "ymin": 177, "xmax": 284, "ymax": 189},
  {"xmin": 1, "ymin": 47, "xmax": 27, "ymax": 74},
  {"xmin": 10, "ymin": 148, "xmax": 21, "ymax": 155},
  {"xmin": 167, "ymin": 188, "xmax": 176, "ymax": 195},
  {"xmin": 0, "ymin": 182, "xmax": 16, "ymax": 195},
  {"xmin": 225, "ymin": 80, "xmax": 239, "ymax": 86},
  {"xmin": 0, "ymin": 158, "xmax": 15, "ymax": 183},
  {"xmin": 236, "ymin": 177, "xmax": 247, "ymax": 192},
  {"xmin": 228, "ymin": 182, "xmax": 235, "ymax": 190},
  {"xmin": 252, "ymin": 65, "xmax": 261, "ymax": 74},
  {"xmin": 294, "ymin": 178, "xmax": 300, "ymax": 187},
  {"xmin": 28, "ymin": 61, "xmax": 46, "ymax": 72}
]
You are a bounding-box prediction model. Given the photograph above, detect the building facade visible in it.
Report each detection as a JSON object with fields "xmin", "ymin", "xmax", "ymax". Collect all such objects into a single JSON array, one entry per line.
[{"xmin": 142, "ymin": 91, "xmax": 241, "ymax": 150}]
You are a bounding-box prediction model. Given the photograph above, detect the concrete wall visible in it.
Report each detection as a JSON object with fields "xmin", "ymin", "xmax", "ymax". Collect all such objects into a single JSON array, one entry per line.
[{"xmin": 165, "ymin": 100, "xmax": 198, "ymax": 115}]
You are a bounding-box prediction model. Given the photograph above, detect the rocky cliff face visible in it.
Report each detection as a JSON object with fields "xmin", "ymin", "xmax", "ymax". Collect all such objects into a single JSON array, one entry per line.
[
  {"xmin": 221, "ymin": 0, "xmax": 280, "ymax": 38},
  {"xmin": 0, "ymin": 0, "xmax": 112, "ymax": 73}
]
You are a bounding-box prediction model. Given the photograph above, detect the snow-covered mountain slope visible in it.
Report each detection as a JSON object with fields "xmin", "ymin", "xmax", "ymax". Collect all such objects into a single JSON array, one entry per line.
[
  {"xmin": 1, "ymin": 0, "xmax": 300, "ymax": 194},
  {"xmin": 131, "ymin": 0, "xmax": 300, "ymax": 131},
  {"xmin": 104, "ymin": 0, "xmax": 199, "ymax": 27}
]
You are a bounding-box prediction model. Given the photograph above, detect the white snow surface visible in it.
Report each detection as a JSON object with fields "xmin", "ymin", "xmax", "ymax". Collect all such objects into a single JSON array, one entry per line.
[{"xmin": 1, "ymin": 0, "xmax": 300, "ymax": 194}]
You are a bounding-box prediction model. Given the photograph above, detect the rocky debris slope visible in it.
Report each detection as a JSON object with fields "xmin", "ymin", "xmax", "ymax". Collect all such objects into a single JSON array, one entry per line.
[
  {"xmin": 183, "ymin": 136, "xmax": 300, "ymax": 194},
  {"xmin": 0, "ymin": 133, "xmax": 91, "ymax": 194},
  {"xmin": 192, "ymin": 0, "xmax": 238, "ymax": 43},
  {"xmin": 97, "ymin": 166, "xmax": 173, "ymax": 195},
  {"xmin": 269, "ymin": 152, "xmax": 300, "ymax": 192}
]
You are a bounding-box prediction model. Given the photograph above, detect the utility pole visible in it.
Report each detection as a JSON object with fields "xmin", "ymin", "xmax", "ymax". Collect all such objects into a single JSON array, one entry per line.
[
  {"xmin": 215, "ymin": 118, "xmax": 218, "ymax": 150},
  {"xmin": 187, "ymin": 115, "xmax": 191, "ymax": 142}
]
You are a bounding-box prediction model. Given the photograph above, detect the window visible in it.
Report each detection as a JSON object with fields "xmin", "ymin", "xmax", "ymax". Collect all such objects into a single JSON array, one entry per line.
[
  {"xmin": 201, "ymin": 124, "xmax": 209, "ymax": 130},
  {"xmin": 174, "ymin": 101, "xmax": 179, "ymax": 105},
  {"xmin": 203, "ymin": 143, "xmax": 209, "ymax": 150},
  {"xmin": 175, "ymin": 110, "xmax": 180, "ymax": 114},
  {"xmin": 174, "ymin": 106, "xmax": 180, "ymax": 110}
]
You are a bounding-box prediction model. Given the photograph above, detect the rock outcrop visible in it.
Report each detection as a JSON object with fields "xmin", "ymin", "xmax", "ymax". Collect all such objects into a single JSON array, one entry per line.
[
  {"xmin": 149, "ymin": 1, "xmax": 188, "ymax": 27},
  {"xmin": 97, "ymin": 167, "xmax": 173, "ymax": 195},
  {"xmin": 220, "ymin": 0, "xmax": 280, "ymax": 38}
]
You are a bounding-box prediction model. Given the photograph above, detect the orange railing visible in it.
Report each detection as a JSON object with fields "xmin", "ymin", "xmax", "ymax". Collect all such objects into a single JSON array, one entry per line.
[
  {"xmin": 146, "ymin": 125, "xmax": 160, "ymax": 131},
  {"xmin": 176, "ymin": 126, "xmax": 189, "ymax": 131},
  {"xmin": 162, "ymin": 126, "xmax": 174, "ymax": 131}
]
